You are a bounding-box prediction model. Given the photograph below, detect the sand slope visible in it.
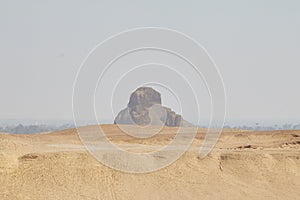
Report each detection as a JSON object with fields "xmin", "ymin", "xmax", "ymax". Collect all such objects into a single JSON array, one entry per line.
[{"xmin": 0, "ymin": 125, "xmax": 300, "ymax": 200}]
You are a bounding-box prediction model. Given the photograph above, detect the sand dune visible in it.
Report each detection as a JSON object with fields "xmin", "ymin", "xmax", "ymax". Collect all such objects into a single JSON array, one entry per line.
[{"xmin": 1, "ymin": 125, "xmax": 300, "ymax": 199}]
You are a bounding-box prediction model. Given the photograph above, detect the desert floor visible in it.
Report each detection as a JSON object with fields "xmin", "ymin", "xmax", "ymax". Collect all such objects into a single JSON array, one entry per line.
[{"xmin": 1, "ymin": 125, "xmax": 300, "ymax": 200}]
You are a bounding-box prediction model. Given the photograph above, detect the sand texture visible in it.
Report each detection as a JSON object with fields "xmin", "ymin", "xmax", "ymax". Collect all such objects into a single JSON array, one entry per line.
[{"xmin": 1, "ymin": 125, "xmax": 300, "ymax": 200}]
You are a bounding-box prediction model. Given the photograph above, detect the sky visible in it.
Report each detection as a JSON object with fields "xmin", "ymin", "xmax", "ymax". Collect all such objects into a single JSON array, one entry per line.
[{"xmin": 0, "ymin": 0, "xmax": 299, "ymax": 125}]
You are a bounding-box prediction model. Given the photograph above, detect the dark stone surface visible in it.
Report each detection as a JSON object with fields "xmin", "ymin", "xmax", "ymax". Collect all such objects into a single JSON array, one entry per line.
[{"xmin": 114, "ymin": 87, "xmax": 193, "ymax": 127}]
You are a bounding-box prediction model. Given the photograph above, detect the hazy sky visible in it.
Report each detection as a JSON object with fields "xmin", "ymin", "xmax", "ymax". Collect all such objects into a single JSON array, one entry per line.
[{"xmin": 0, "ymin": 1, "xmax": 299, "ymax": 123}]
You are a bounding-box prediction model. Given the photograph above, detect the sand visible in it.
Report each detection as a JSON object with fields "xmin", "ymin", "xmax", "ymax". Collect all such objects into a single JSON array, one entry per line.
[{"xmin": 0, "ymin": 125, "xmax": 300, "ymax": 199}]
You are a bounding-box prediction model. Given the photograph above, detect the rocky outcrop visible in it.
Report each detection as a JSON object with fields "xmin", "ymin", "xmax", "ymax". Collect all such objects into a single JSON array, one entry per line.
[{"xmin": 114, "ymin": 87, "xmax": 192, "ymax": 127}]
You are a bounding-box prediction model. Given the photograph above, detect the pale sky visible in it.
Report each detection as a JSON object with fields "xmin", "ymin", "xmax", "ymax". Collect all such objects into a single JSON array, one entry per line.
[{"xmin": 0, "ymin": 0, "xmax": 299, "ymax": 124}]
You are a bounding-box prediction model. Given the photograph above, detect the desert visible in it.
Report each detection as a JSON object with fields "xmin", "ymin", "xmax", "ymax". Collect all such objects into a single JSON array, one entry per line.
[
  {"xmin": 1, "ymin": 1, "xmax": 300, "ymax": 200},
  {"xmin": 1, "ymin": 125, "xmax": 299, "ymax": 200}
]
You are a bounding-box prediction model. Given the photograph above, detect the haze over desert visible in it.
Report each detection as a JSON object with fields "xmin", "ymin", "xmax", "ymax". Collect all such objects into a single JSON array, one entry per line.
[{"xmin": 1, "ymin": 1, "xmax": 300, "ymax": 199}]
